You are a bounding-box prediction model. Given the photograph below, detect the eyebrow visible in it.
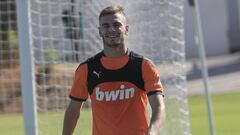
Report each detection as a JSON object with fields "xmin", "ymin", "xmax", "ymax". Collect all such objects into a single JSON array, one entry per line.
[
  {"xmin": 101, "ymin": 23, "xmax": 109, "ymax": 26},
  {"xmin": 100, "ymin": 19, "xmax": 124, "ymax": 26}
]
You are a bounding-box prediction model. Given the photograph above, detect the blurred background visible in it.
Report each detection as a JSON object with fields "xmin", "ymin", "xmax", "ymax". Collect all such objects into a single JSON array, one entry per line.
[
  {"xmin": 185, "ymin": 0, "xmax": 240, "ymax": 95},
  {"xmin": 185, "ymin": 0, "xmax": 240, "ymax": 135}
]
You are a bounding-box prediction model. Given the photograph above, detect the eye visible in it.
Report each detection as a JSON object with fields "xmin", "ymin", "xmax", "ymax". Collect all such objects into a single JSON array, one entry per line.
[
  {"xmin": 102, "ymin": 24, "xmax": 109, "ymax": 28},
  {"xmin": 113, "ymin": 22, "xmax": 122, "ymax": 28}
]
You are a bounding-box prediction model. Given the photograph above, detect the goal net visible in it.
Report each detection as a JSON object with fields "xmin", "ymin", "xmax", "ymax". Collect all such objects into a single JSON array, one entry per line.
[
  {"xmin": 1, "ymin": 0, "xmax": 191, "ymax": 134},
  {"xmin": 0, "ymin": 0, "xmax": 21, "ymax": 113}
]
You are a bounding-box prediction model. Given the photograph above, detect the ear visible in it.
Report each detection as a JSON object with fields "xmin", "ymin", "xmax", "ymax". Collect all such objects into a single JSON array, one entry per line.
[
  {"xmin": 98, "ymin": 27, "xmax": 102, "ymax": 37},
  {"xmin": 125, "ymin": 25, "xmax": 129, "ymax": 35}
]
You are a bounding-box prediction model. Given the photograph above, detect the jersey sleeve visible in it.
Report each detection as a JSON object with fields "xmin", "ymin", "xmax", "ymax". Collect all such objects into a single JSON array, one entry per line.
[
  {"xmin": 142, "ymin": 58, "xmax": 164, "ymax": 96},
  {"xmin": 69, "ymin": 63, "xmax": 88, "ymax": 101}
]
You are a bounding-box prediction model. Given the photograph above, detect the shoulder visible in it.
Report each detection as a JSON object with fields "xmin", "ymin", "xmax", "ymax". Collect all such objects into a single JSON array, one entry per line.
[
  {"xmin": 142, "ymin": 56, "xmax": 158, "ymax": 71},
  {"xmin": 82, "ymin": 51, "xmax": 104, "ymax": 65},
  {"xmin": 143, "ymin": 57, "xmax": 155, "ymax": 66},
  {"xmin": 76, "ymin": 51, "xmax": 104, "ymax": 71},
  {"xmin": 129, "ymin": 51, "xmax": 154, "ymax": 64},
  {"xmin": 129, "ymin": 51, "xmax": 156, "ymax": 68},
  {"xmin": 130, "ymin": 51, "xmax": 144, "ymax": 59}
]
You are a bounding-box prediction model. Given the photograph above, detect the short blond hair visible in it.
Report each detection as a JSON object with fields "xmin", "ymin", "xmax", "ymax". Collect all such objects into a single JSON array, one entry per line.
[{"xmin": 99, "ymin": 5, "xmax": 127, "ymax": 21}]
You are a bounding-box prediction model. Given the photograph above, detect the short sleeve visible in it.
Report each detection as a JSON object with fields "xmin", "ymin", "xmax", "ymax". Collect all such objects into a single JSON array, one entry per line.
[
  {"xmin": 142, "ymin": 59, "xmax": 163, "ymax": 96},
  {"xmin": 69, "ymin": 63, "xmax": 88, "ymax": 101}
]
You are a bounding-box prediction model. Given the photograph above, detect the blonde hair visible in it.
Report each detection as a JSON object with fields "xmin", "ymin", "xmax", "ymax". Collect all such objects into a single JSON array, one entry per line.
[{"xmin": 99, "ymin": 5, "xmax": 127, "ymax": 21}]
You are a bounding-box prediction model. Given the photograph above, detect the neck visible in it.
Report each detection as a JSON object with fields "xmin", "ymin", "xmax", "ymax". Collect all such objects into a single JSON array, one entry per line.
[{"xmin": 103, "ymin": 45, "xmax": 128, "ymax": 57}]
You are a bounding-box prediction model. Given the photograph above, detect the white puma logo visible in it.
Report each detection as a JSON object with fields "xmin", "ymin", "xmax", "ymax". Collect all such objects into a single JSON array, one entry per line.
[{"xmin": 93, "ymin": 71, "xmax": 101, "ymax": 78}]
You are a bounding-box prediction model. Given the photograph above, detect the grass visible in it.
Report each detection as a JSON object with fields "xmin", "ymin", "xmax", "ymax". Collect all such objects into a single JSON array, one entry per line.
[
  {"xmin": 0, "ymin": 92, "xmax": 240, "ymax": 135},
  {"xmin": 0, "ymin": 113, "xmax": 24, "ymax": 135},
  {"xmin": 0, "ymin": 111, "xmax": 92, "ymax": 135},
  {"xmin": 189, "ymin": 92, "xmax": 240, "ymax": 135}
]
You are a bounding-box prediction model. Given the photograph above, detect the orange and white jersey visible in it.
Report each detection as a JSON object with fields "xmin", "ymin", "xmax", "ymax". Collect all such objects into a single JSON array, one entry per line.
[{"xmin": 70, "ymin": 50, "xmax": 163, "ymax": 135}]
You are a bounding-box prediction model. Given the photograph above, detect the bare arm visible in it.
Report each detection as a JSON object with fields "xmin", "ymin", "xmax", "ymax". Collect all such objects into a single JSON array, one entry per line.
[
  {"xmin": 62, "ymin": 100, "xmax": 83, "ymax": 135},
  {"xmin": 145, "ymin": 94, "xmax": 166, "ymax": 135}
]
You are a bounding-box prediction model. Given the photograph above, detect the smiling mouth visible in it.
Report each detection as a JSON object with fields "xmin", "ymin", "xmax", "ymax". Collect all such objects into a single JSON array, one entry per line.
[
  {"xmin": 105, "ymin": 34, "xmax": 120, "ymax": 38},
  {"xmin": 109, "ymin": 36, "xmax": 118, "ymax": 38}
]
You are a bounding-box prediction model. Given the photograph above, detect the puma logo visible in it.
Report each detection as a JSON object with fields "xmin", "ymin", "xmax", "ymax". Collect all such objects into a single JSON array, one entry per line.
[{"xmin": 93, "ymin": 71, "xmax": 101, "ymax": 78}]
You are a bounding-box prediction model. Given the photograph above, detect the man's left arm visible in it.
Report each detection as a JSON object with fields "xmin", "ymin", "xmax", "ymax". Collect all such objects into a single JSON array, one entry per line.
[{"xmin": 145, "ymin": 94, "xmax": 166, "ymax": 135}]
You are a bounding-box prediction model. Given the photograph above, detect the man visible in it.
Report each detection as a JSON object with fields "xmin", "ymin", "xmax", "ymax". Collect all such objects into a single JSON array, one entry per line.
[{"xmin": 62, "ymin": 5, "xmax": 165, "ymax": 135}]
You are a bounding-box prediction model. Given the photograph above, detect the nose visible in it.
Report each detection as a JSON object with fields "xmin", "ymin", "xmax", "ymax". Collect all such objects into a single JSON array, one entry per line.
[{"xmin": 108, "ymin": 25, "xmax": 116, "ymax": 32}]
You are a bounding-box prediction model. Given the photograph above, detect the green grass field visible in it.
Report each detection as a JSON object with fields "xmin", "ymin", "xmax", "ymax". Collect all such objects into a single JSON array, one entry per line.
[
  {"xmin": 0, "ymin": 92, "xmax": 239, "ymax": 135},
  {"xmin": 189, "ymin": 92, "xmax": 240, "ymax": 135}
]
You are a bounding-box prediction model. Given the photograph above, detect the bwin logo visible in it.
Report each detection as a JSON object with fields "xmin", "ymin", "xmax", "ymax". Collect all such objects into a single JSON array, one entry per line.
[{"xmin": 95, "ymin": 85, "xmax": 135, "ymax": 101}]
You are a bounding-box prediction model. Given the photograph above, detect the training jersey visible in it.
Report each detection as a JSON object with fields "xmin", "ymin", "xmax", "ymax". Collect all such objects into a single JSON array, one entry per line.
[{"xmin": 70, "ymin": 50, "xmax": 163, "ymax": 135}]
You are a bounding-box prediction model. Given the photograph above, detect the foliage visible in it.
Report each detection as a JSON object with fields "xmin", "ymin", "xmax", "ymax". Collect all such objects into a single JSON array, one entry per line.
[
  {"xmin": 36, "ymin": 48, "xmax": 60, "ymax": 84},
  {"xmin": 2, "ymin": 30, "xmax": 18, "ymax": 50},
  {"xmin": 43, "ymin": 48, "xmax": 60, "ymax": 65}
]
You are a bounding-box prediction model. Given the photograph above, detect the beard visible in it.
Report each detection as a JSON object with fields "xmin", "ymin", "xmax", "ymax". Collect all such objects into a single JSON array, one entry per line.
[{"xmin": 103, "ymin": 35, "xmax": 124, "ymax": 47}]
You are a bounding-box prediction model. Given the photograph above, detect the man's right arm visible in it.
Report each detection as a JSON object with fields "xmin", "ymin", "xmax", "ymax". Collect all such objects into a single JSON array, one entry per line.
[{"xmin": 62, "ymin": 100, "xmax": 83, "ymax": 135}]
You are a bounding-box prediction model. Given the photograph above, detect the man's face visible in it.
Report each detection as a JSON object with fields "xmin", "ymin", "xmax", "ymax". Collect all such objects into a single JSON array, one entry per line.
[{"xmin": 99, "ymin": 13, "xmax": 128, "ymax": 47}]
